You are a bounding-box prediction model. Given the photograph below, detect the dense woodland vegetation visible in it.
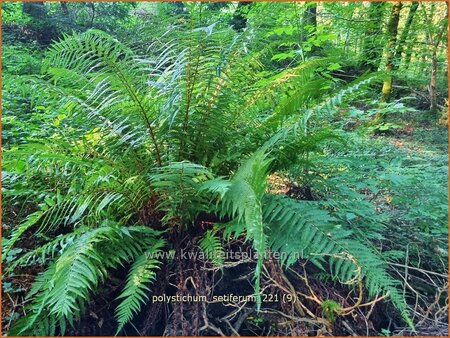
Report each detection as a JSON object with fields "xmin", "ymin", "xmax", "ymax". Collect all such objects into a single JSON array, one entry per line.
[{"xmin": 1, "ymin": 1, "xmax": 448, "ymax": 336}]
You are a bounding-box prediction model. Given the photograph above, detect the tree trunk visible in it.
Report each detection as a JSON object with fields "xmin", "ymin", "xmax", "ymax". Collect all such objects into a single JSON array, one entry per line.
[
  {"xmin": 302, "ymin": 3, "xmax": 318, "ymax": 55},
  {"xmin": 88, "ymin": 3, "xmax": 96, "ymax": 28},
  {"xmin": 429, "ymin": 50, "xmax": 438, "ymax": 111},
  {"xmin": 361, "ymin": 2, "xmax": 386, "ymax": 72},
  {"xmin": 403, "ymin": 36, "xmax": 417, "ymax": 71},
  {"xmin": 381, "ymin": 2, "xmax": 403, "ymax": 102},
  {"xmin": 424, "ymin": 4, "xmax": 448, "ymax": 111},
  {"xmin": 393, "ymin": 2, "xmax": 419, "ymax": 70},
  {"xmin": 429, "ymin": 24, "xmax": 447, "ymax": 111}
]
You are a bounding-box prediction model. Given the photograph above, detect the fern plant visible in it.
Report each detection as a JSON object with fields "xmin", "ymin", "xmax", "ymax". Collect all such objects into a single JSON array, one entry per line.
[
  {"xmin": 199, "ymin": 229, "xmax": 225, "ymax": 268},
  {"xmin": 3, "ymin": 18, "xmax": 412, "ymax": 336}
]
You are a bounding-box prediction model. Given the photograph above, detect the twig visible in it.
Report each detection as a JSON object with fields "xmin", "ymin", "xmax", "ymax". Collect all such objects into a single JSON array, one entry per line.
[{"xmin": 389, "ymin": 262, "xmax": 448, "ymax": 278}]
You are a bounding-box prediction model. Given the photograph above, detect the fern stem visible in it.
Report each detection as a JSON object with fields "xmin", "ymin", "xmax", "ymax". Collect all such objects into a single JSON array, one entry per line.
[
  {"xmin": 109, "ymin": 62, "xmax": 163, "ymax": 166},
  {"xmin": 178, "ymin": 51, "xmax": 202, "ymax": 161}
]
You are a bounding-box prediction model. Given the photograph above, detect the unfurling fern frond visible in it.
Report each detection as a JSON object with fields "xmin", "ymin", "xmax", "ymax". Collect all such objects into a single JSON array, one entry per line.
[
  {"xmin": 199, "ymin": 229, "xmax": 225, "ymax": 268},
  {"xmin": 115, "ymin": 239, "xmax": 165, "ymax": 334}
]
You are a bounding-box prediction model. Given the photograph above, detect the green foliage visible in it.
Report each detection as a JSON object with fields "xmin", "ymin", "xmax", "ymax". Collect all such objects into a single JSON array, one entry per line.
[
  {"xmin": 115, "ymin": 240, "xmax": 164, "ymax": 334},
  {"xmin": 3, "ymin": 3, "xmax": 447, "ymax": 335},
  {"xmin": 2, "ymin": 45, "xmax": 42, "ymax": 75},
  {"xmin": 199, "ymin": 229, "xmax": 225, "ymax": 268},
  {"xmin": 263, "ymin": 194, "xmax": 412, "ymax": 327},
  {"xmin": 8, "ymin": 224, "xmax": 164, "ymax": 336},
  {"xmin": 149, "ymin": 162, "xmax": 214, "ymax": 225},
  {"xmin": 321, "ymin": 299, "xmax": 342, "ymax": 323},
  {"xmin": 202, "ymin": 150, "xmax": 272, "ymax": 307}
]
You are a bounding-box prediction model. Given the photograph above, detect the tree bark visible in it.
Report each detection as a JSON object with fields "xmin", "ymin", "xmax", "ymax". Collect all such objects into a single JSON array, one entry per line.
[
  {"xmin": 423, "ymin": 3, "xmax": 448, "ymax": 111},
  {"xmin": 403, "ymin": 35, "xmax": 417, "ymax": 71},
  {"xmin": 302, "ymin": 3, "xmax": 319, "ymax": 55},
  {"xmin": 88, "ymin": 2, "xmax": 96, "ymax": 28},
  {"xmin": 429, "ymin": 23, "xmax": 447, "ymax": 111},
  {"xmin": 381, "ymin": 2, "xmax": 403, "ymax": 102},
  {"xmin": 430, "ymin": 50, "xmax": 438, "ymax": 110},
  {"xmin": 393, "ymin": 2, "xmax": 419, "ymax": 70}
]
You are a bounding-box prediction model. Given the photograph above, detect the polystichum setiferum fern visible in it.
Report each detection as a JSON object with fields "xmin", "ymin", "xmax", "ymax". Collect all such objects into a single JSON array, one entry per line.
[{"xmin": 3, "ymin": 23, "xmax": 413, "ymax": 336}]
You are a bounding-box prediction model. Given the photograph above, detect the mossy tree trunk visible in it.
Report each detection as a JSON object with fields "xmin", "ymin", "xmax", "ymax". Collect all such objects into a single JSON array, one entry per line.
[
  {"xmin": 381, "ymin": 2, "xmax": 403, "ymax": 102},
  {"xmin": 403, "ymin": 35, "xmax": 417, "ymax": 71},
  {"xmin": 394, "ymin": 2, "xmax": 419, "ymax": 70}
]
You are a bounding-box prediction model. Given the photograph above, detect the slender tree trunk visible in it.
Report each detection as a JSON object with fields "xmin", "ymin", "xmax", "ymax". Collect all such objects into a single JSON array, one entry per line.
[
  {"xmin": 302, "ymin": 3, "xmax": 318, "ymax": 55},
  {"xmin": 403, "ymin": 36, "xmax": 417, "ymax": 70},
  {"xmin": 88, "ymin": 3, "xmax": 96, "ymax": 28},
  {"xmin": 381, "ymin": 2, "xmax": 403, "ymax": 102},
  {"xmin": 393, "ymin": 2, "xmax": 419, "ymax": 70},
  {"xmin": 60, "ymin": 1, "xmax": 73, "ymax": 24},
  {"xmin": 429, "ymin": 23, "xmax": 447, "ymax": 111},
  {"xmin": 362, "ymin": 2, "xmax": 386, "ymax": 72},
  {"xmin": 429, "ymin": 50, "xmax": 438, "ymax": 110},
  {"xmin": 424, "ymin": 3, "xmax": 448, "ymax": 111}
]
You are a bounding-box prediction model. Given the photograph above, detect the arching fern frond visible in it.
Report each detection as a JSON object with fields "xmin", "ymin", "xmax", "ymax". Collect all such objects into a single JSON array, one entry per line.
[
  {"xmin": 263, "ymin": 194, "xmax": 412, "ymax": 327},
  {"xmin": 202, "ymin": 150, "xmax": 272, "ymax": 308},
  {"xmin": 199, "ymin": 229, "xmax": 225, "ymax": 268},
  {"xmin": 115, "ymin": 238, "xmax": 165, "ymax": 334},
  {"xmin": 45, "ymin": 30, "xmax": 164, "ymax": 165},
  {"xmin": 9, "ymin": 224, "xmax": 165, "ymax": 336},
  {"xmin": 263, "ymin": 72, "xmax": 382, "ymax": 150}
]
